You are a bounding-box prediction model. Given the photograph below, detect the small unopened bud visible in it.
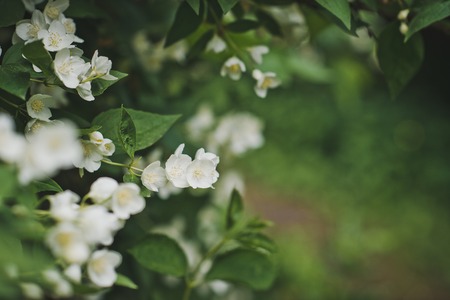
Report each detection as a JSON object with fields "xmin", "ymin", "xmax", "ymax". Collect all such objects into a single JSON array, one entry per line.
[
  {"xmin": 398, "ymin": 9, "xmax": 410, "ymax": 21},
  {"xmin": 399, "ymin": 22, "xmax": 409, "ymax": 35}
]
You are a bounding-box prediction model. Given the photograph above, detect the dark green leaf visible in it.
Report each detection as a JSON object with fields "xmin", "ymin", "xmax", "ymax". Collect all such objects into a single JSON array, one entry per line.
[
  {"xmin": 218, "ymin": 0, "xmax": 239, "ymax": 13},
  {"xmin": 118, "ymin": 107, "xmax": 136, "ymax": 160},
  {"xmin": 405, "ymin": 1, "xmax": 450, "ymax": 41},
  {"xmin": 129, "ymin": 234, "xmax": 188, "ymax": 277},
  {"xmin": 187, "ymin": 0, "xmax": 201, "ymax": 15},
  {"xmin": 91, "ymin": 70, "xmax": 128, "ymax": 96},
  {"xmin": 314, "ymin": 0, "xmax": 352, "ymax": 30},
  {"xmin": 206, "ymin": 0, "xmax": 223, "ymax": 23},
  {"xmin": 65, "ymin": 0, "xmax": 108, "ymax": 18},
  {"xmin": 0, "ymin": 65, "xmax": 30, "ymax": 100},
  {"xmin": 0, "ymin": 0, "xmax": 25, "ymax": 27},
  {"xmin": 246, "ymin": 217, "xmax": 274, "ymax": 230},
  {"xmin": 31, "ymin": 179, "xmax": 63, "ymax": 193},
  {"xmin": 22, "ymin": 41, "xmax": 54, "ymax": 77},
  {"xmin": 115, "ymin": 274, "xmax": 138, "ymax": 289},
  {"xmin": 377, "ymin": 22, "xmax": 424, "ymax": 98},
  {"xmin": 165, "ymin": 2, "xmax": 202, "ymax": 47},
  {"xmin": 255, "ymin": 10, "xmax": 283, "ymax": 37},
  {"xmin": 360, "ymin": 0, "xmax": 378, "ymax": 10},
  {"xmin": 92, "ymin": 108, "xmax": 180, "ymax": 153},
  {"xmin": 3, "ymin": 42, "xmax": 26, "ymax": 65},
  {"xmin": 206, "ymin": 249, "xmax": 276, "ymax": 290},
  {"xmin": 187, "ymin": 29, "xmax": 214, "ymax": 59},
  {"xmin": 226, "ymin": 189, "xmax": 244, "ymax": 229},
  {"xmin": 225, "ymin": 20, "xmax": 260, "ymax": 33},
  {"xmin": 237, "ymin": 233, "xmax": 277, "ymax": 253},
  {"xmin": 123, "ymin": 173, "xmax": 141, "ymax": 185}
]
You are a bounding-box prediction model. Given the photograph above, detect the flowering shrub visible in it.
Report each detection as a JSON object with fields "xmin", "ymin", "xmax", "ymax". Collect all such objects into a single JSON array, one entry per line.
[{"xmin": 1, "ymin": 0, "xmax": 448, "ymax": 298}]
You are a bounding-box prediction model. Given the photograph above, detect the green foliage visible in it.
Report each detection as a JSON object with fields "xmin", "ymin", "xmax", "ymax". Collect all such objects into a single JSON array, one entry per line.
[
  {"xmin": 226, "ymin": 189, "xmax": 244, "ymax": 230},
  {"xmin": 31, "ymin": 179, "xmax": 63, "ymax": 193},
  {"xmin": 91, "ymin": 71, "xmax": 128, "ymax": 96},
  {"xmin": 217, "ymin": 0, "xmax": 239, "ymax": 14},
  {"xmin": 206, "ymin": 249, "xmax": 277, "ymax": 290},
  {"xmin": 92, "ymin": 108, "xmax": 180, "ymax": 153},
  {"xmin": 255, "ymin": 10, "xmax": 283, "ymax": 37},
  {"xmin": 0, "ymin": 65, "xmax": 29, "ymax": 100},
  {"xmin": 187, "ymin": 29, "xmax": 214, "ymax": 59},
  {"xmin": 225, "ymin": 20, "xmax": 260, "ymax": 33},
  {"xmin": 128, "ymin": 234, "xmax": 188, "ymax": 277},
  {"xmin": 165, "ymin": 2, "xmax": 203, "ymax": 47},
  {"xmin": 118, "ymin": 107, "xmax": 137, "ymax": 160},
  {"xmin": 314, "ymin": 0, "xmax": 352, "ymax": 30},
  {"xmin": 406, "ymin": 1, "xmax": 450, "ymax": 41},
  {"xmin": 115, "ymin": 274, "xmax": 138, "ymax": 290},
  {"xmin": 0, "ymin": 0, "xmax": 24, "ymax": 27},
  {"xmin": 377, "ymin": 22, "xmax": 424, "ymax": 98},
  {"xmin": 22, "ymin": 41, "xmax": 54, "ymax": 78},
  {"xmin": 236, "ymin": 232, "xmax": 277, "ymax": 254},
  {"xmin": 186, "ymin": 0, "xmax": 201, "ymax": 15},
  {"xmin": 0, "ymin": 165, "xmax": 16, "ymax": 201}
]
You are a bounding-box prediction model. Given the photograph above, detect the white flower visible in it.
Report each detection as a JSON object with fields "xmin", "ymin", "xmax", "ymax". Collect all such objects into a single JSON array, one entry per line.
[
  {"xmin": 15, "ymin": 10, "xmax": 47, "ymax": 44},
  {"xmin": 195, "ymin": 148, "xmax": 219, "ymax": 166},
  {"xmin": 111, "ymin": 183, "xmax": 146, "ymax": 219},
  {"xmin": 58, "ymin": 13, "xmax": 83, "ymax": 43},
  {"xmin": 97, "ymin": 138, "xmax": 115, "ymax": 156},
  {"xmin": 211, "ymin": 112, "xmax": 264, "ymax": 155},
  {"xmin": 44, "ymin": 0, "xmax": 70, "ymax": 23},
  {"xmin": 54, "ymin": 48, "xmax": 90, "ymax": 88},
  {"xmin": 42, "ymin": 269, "xmax": 73, "ymax": 298},
  {"xmin": 89, "ymin": 50, "xmax": 117, "ymax": 80},
  {"xmin": 76, "ymin": 81, "xmax": 95, "ymax": 101},
  {"xmin": 64, "ymin": 264, "xmax": 81, "ymax": 283},
  {"xmin": 87, "ymin": 249, "xmax": 122, "ymax": 288},
  {"xmin": 46, "ymin": 222, "xmax": 90, "ymax": 264},
  {"xmin": 186, "ymin": 159, "xmax": 219, "ymax": 189},
  {"xmin": 213, "ymin": 170, "xmax": 245, "ymax": 205},
  {"xmin": 206, "ymin": 34, "xmax": 226, "ymax": 53},
  {"xmin": 73, "ymin": 140, "xmax": 103, "ymax": 173},
  {"xmin": 185, "ymin": 105, "xmax": 214, "ymax": 142},
  {"xmin": 89, "ymin": 177, "xmax": 119, "ymax": 204},
  {"xmin": 89, "ymin": 131, "xmax": 104, "ymax": 145},
  {"xmin": 141, "ymin": 161, "xmax": 167, "ymax": 192},
  {"xmin": 38, "ymin": 20, "xmax": 74, "ymax": 52},
  {"xmin": 30, "ymin": 83, "xmax": 69, "ymax": 108},
  {"xmin": 26, "ymin": 94, "xmax": 53, "ymax": 120},
  {"xmin": 220, "ymin": 56, "xmax": 246, "ymax": 80},
  {"xmin": 48, "ymin": 190, "xmax": 80, "ymax": 222},
  {"xmin": 247, "ymin": 45, "xmax": 269, "ymax": 64},
  {"xmin": 0, "ymin": 114, "xmax": 26, "ymax": 164},
  {"xmin": 77, "ymin": 205, "xmax": 122, "ymax": 246},
  {"xmin": 165, "ymin": 144, "xmax": 192, "ymax": 188},
  {"xmin": 20, "ymin": 282, "xmax": 43, "ymax": 299},
  {"xmin": 252, "ymin": 69, "xmax": 281, "ymax": 98},
  {"xmin": 158, "ymin": 181, "xmax": 182, "ymax": 200},
  {"xmin": 397, "ymin": 9, "xmax": 410, "ymax": 21}
]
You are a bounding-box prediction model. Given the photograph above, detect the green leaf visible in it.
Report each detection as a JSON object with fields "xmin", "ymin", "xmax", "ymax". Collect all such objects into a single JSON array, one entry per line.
[
  {"xmin": 237, "ymin": 233, "xmax": 277, "ymax": 254},
  {"xmin": 360, "ymin": 0, "xmax": 378, "ymax": 10},
  {"xmin": 377, "ymin": 22, "xmax": 424, "ymax": 98},
  {"xmin": 91, "ymin": 70, "xmax": 128, "ymax": 96},
  {"xmin": 405, "ymin": 1, "xmax": 450, "ymax": 41},
  {"xmin": 123, "ymin": 173, "xmax": 141, "ymax": 185},
  {"xmin": 129, "ymin": 234, "xmax": 188, "ymax": 277},
  {"xmin": 187, "ymin": 29, "xmax": 214, "ymax": 59},
  {"xmin": 115, "ymin": 274, "xmax": 138, "ymax": 289},
  {"xmin": 3, "ymin": 42, "xmax": 26, "ymax": 65},
  {"xmin": 218, "ymin": 0, "xmax": 239, "ymax": 13},
  {"xmin": 314, "ymin": 0, "xmax": 352, "ymax": 30},
  {"xmin": 187, "ymin": 0, "xmax": 201, "ymax": 15},
  {"xmin": 0, "ymin": 0, "xmax": 25, "ymax": 27},
  {"xmin": 22, "ymin": 41, "xmax": 54, "ymax": 77},
  {"xmin": 118, "ymin": 107, "xmax": 136, "ymax": 160},
  {"xmin": 254, "ymin": 0, "xmax": 295, "ymax": 4},
  {"xmin": 206, "ymin": 249, "xmax": 276, "ymax": 290},
  {"xmin": 255, "ymin": 10, "xmax": 283, "ymax": 37},
  {"xmin": 92, "ymin": 108, "xmax": 180, "ymax": 153},
  {"xmin": 226, "ymin": 189, "xmax": 244, "ymax": 230},
  {"xmin": 225, "ymin": 20, "xmax": 260, "ymax": 33},
  {"xmin": 31, "ymin": 179, "xmax": 63, "ymax": 193},
  {"xmin": 0, "ymin": 65, "xmax": 30, "ymax": 100},
  {"xmin": 165, "ymin": 2, "xmax": 203, "ymax": 47}
]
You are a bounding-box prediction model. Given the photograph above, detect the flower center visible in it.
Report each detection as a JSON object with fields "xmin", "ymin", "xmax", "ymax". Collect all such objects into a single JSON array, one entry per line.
[
  {"xmin": 91, "ymin": 257, "xmax": 107, "ymax": 274},
  {"xmin": 47, "ymin": 7, "xmax": 60, "ymax": 20},
  {"xmin": 49, "ymin": 32, "xmax": 62, "ymax": 47},
  {"xmin": 56, "ymin": 232, "xmax": 73, "ymax": 247},
  {"xmin": 31, "ymin": 99, "xmax": 44, "ymax": 113},
  {"xmin": 28, "ymin": 24, "xmax": 39, "ymax": 38},
  {"xmin": 261, "ymin": 77, "xmax": 273, "ymax": 89},
  {"xmin": 117, "ymin": 190, "xmax": 132, "ymax": 206},
  {"xmin": 229, "ymin": 64, "xmax": 240, "ymax": 74},
  {"xmin": 193, "ymin": 169, "xmax": 203, "ymax": 179}
]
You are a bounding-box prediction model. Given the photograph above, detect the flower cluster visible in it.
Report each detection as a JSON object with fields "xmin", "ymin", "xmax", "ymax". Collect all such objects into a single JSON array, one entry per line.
[
  {"xmin": 186, "ymin": 107, "xmax": 265, "ymax": 156},
  {"xmin": 15, "ymin": 0, "xmax": 117, "ymax": 101},
  {"xmin": 75, "ymin": 131, "xmax": 116, "ymax": 173},
  {"xmin": 140, "ymin": 144, "xmax": 220, "ymax": 194},
  {"xmin": 218, "ymin": 44, "xmax": 281, "ymax": 98},
  {"xmin": 44, "ymin": 177, "xmax": 146, "ymax": 293}
]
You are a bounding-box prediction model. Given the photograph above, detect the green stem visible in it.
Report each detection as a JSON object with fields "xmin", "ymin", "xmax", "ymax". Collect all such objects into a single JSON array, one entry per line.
[
  {"xmin": 101, "ymin": 159, "xmax": 143, "ymax": 173},
  {"xmin": 0, "ymin": 96, "xmax": 20, "ymax": 109},
  {"xmin": 182, "ymin": 236, "xmax": 229, "ymax": 300}
]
